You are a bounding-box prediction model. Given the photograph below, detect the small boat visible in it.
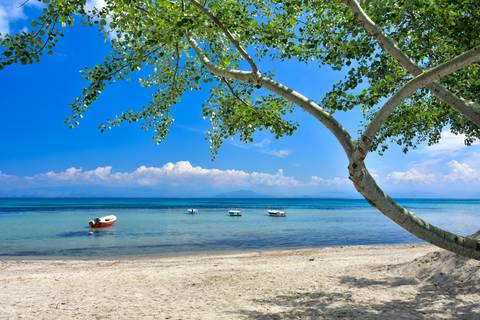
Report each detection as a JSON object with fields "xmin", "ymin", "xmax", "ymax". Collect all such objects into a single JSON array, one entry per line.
[
  {"xmin": 267, "ymin": 209, "xmax": 287, "ymax": 217},
  {"xmin": 228, "ymin": 209, "xmax": 242, "ymax": 217},
  {"xmin": 88, "ymin": 214, "xmax": 117, "ymax": 228},
  {"xmin": 186, "ymin": 208, "xmax": 198, "ymax": 214}
]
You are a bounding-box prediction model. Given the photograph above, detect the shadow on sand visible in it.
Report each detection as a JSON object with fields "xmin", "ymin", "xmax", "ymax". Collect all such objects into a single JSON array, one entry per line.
[{"xmin": 234, "ymin": 265, "xmax": 479, "ymax": 319}]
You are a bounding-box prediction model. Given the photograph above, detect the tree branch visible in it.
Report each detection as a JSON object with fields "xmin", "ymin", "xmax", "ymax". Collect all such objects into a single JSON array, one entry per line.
[
  {"xmin": 17, "ymin": 0, "xmax": 30, "ymax": 8},
  {"xmin": 221, "ymin": 77, "xmax": 250, "ymax": 109},
  {"xmin": 348, "ymin": 161, "xmax": 480, "ymax": 260},
  {"xmin": 355, "ymin": 45, "xmax": 480, "ymax": 161},
  {"xmin": 171, "ymin": 42, "xmax": 181, "ymax": 90},
  {"xmin": 187, "ymin": 36, "xmax": 354, "ymax": 156},
  {"xmin": 342, "ymin": 0, "xmax": 480, "ymax": 127},
  {"xmin": 187, "ymin": 36, "xmax": 254, "ymax": 82},
  {"xmin": 258, "ymin": 76, "xmax": 354, "ymax": 156},
  {"xmin": 186, "ymin": 5, "xmax": 480, "ymax": 260},
  {"xmin": 189, "ymin": 0, "xmax": 259, "ymax": 77}
]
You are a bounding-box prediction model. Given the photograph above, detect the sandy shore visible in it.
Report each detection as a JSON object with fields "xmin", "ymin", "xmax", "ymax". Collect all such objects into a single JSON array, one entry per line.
[{"xmin": 1, "ymin": 244, "xmax": 479, "ymax": 319}]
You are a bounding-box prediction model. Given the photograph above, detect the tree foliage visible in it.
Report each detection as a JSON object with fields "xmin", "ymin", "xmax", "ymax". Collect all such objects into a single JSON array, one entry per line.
[{"xmin": 2, "ymin": 0, "xmax": 478, "ymax": 155}]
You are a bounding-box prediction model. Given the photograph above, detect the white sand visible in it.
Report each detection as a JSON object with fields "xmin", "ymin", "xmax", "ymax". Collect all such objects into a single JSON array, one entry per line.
[{"xmin": 1, "ymin": 244, "xmax": 479, "ymax": 319}]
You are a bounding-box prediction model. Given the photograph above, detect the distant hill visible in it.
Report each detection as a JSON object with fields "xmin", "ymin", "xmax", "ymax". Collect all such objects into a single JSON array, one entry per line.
[{"xmin": 214, "ymin": 190, "xmax": 270, "ymax": 198}]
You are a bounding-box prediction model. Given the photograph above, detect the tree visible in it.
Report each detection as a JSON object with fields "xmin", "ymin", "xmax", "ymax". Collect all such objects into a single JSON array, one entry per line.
[{"xmin": 1, "ymin": 0, "xmax": 480, "ymax": 258}]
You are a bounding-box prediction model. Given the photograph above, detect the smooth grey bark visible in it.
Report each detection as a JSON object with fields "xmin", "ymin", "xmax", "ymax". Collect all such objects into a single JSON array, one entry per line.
[
  {"xmin": 342, "ymin": 0, "xmax": 480, "ymax": 127},
  {"xmin": 187, "ymin": 5, "xmax": 480, "ymax": 260},
  {"xmin": 348, "ymin": 161, "xmax": 480, "ymax": 259}
]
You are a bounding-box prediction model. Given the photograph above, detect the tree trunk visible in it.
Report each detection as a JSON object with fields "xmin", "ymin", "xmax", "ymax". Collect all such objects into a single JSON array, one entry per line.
[
  {"xmin": 349, "ymin": 160, "xmax": 480, "ymax": 260},
  {"xmin": 187, "ymin": 30, "xmax": 480, "ymax": 261}
]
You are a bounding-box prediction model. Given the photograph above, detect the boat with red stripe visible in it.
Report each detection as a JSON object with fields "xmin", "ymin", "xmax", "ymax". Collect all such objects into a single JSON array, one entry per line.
[{"xmin": 88, "ymin": 215, "xmax": 117, "ymax": 228}]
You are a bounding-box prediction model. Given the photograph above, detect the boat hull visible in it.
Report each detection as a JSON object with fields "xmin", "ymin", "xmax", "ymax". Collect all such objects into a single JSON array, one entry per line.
[
  {"xmin": 228, "ymin": 210, "xmax": 242, "ymax": 216},
  {"xmin": 88, "ymin": 215, "xmax": 117, "ymax": 228},
  {"xmin": 267, "ymin": 210, "xmax": 287, "ymax": 217},
  {"xmin": 89, "ymin": 220, "xmax": 116, "ymax": 228}
]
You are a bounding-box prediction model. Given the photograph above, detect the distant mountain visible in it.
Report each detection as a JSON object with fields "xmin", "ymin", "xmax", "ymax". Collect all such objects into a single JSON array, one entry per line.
[{"xmin": 214, "ymin": 190, "xmax": 270, "ymax": 198}]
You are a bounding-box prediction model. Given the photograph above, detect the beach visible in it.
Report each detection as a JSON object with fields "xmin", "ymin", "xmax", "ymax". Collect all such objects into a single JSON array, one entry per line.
[{"xmin": 1, "ymin": 243, "xmax": 479, "ymax": 319}]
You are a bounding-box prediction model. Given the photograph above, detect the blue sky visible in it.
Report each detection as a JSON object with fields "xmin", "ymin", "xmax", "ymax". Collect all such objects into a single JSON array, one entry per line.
[{"xmin": 0, "ymin": 0, "xmax": 479, "ymax": 197}]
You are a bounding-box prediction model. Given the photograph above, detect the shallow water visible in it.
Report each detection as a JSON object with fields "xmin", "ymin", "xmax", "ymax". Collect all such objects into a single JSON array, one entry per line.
[{"xmin": 0, "ymin": 198, "xmax": 479, "ymax": 258}]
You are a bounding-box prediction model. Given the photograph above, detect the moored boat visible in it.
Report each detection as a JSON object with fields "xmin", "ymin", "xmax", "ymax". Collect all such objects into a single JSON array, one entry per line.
[
  {"xmin": 267, "ymin": 209, "xmax": 287, "ymax": 217},
  {"xmin": 186, "ymin": 208, "xmax": 198, "ymax": 214},
  {"xmin": 88, "ymin": 214, "xmax": 117, "ymax": 228},
  {"xmin": 228, "ymin": 209, "xmax": 242, "ymax": 216}
]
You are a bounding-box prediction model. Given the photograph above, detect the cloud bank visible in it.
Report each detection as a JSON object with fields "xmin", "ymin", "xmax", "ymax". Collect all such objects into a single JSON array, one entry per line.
[
  {"xmin": 0, "ymin": 161, "xmax": 352, "ymax": 197},
  {"xmin": 381, "ymin": 130, "xmax": 480, "ymax": 197}
]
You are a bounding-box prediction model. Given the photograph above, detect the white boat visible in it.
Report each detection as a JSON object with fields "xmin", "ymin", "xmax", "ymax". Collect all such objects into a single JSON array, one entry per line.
[
  {"xmin": 228, "ymin": 209, "xmax": 242, "ymax": 216},
  {"xmin": 267, "ymin": 209, "xmax": 287, "ymax": 217},
  {"xmin": 186, "ymin": 208, "xmax": 198, "ymax": 214}
]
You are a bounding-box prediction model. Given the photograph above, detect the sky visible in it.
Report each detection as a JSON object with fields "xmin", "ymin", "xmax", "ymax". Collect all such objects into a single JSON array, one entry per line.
[{"xmin": 0, "ymin": 0, "xmax": 479, "ymax": 197}]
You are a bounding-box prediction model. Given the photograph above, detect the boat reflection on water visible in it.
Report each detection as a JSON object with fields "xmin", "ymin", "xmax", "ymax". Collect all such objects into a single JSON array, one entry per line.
[
  {"xmin": 87, "ymin": 214, "xmax": 117, "ymax": 236},
  {"xmin": 87, "ymin": 227, "xmax": 116, "ymax": 237}
]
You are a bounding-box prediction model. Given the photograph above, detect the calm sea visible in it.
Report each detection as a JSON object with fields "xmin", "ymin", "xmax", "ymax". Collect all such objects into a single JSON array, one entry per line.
[{"xmin": 0, "ymin": 198, "xmax": 479, "ymax": 259}]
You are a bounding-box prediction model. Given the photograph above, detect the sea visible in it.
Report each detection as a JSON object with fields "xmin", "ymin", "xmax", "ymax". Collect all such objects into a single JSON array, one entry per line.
[{"xmin": 0, "ymin": 198, "xmax": 479, "ymax": 259}]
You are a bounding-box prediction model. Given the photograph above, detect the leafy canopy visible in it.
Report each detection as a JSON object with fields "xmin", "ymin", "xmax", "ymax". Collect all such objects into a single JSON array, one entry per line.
[{"xmin": 1, "ymin": 0, "xmax": 479, "ymax": 156}]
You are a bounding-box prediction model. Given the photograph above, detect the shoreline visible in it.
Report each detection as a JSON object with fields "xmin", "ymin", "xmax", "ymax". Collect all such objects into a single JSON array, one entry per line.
[
  {"xmin": 0, "ymin": 241, "xmax": 426, "ymax": 261},
  {"xmin": 4, "ymin": 243, "xmax": 479, "ymax": 319}
]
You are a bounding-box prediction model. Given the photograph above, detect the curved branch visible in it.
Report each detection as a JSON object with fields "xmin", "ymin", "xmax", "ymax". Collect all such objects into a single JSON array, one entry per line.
[
  {"xmin": 188, "ymin": 36, "xmax": 253, "ymax": 82},
  {"xmin": 355, "ymin": 45, "xmax": 480, "ymax": 160},
  {"xmin": 188, "ymin": 22, "xmax": 480, "ymax": 260},
  {"xmin": 187, "ymin": 36, "xmax": 354, "ymax": 156},
  {"xmin": 349, "ymin": 161, "xmax": 480, "ymax": 260},
  {"xmin": 190, "ymin": 0, "xmax": 259, "ymax": 76},
  {"xmin": 258, "ymin": 76, "xmax": 354, "ymax": 156},
  {"xmin": 342, "ymin": 0, "xmax": 480, "ymax": 127}
]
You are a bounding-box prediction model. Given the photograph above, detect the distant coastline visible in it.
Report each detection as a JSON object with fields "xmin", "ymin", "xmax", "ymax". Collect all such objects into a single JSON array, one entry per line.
[{"xmin": 3, "ymin": 196, "xmax": 480, "ymax": 199}]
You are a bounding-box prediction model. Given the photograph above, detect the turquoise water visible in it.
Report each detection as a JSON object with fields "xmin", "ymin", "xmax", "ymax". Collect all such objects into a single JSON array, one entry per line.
[{"xmin": 0, "ymin": 198, "xmax": 479, "ymax": 258}]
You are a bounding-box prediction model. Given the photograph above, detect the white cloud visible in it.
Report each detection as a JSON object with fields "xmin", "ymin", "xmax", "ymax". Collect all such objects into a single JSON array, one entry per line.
[
  {"xmin": 0, "ymin": 170, "xmax": 17, "ymax": 181},
  {"xmin": 0, "ymin": 0, "xmax": 28, "ymax": 35},
  {"xmin": 39, "ymin": 166, "xmax": 114, "ymax": 182},
  {"xmin": 381, "ymin": 130, "xmax": 480, "ymax": 192},
  {"xmin": 387, "ymin": 167, "xmax": 436, "ymax": 184},
  {"xmin": 0, "ymin": 161, "xmax": 357, "ymax": 196},
  {"xmin": 228, "ymin": 138, "xmax": 292, "ymax": 158},
  {"xmin": 445, "ymin": 160, "xmax": 480, "ymax": 183},
  {"xmin": 84, "ymin": 0, "xmax": 119, "ymax": 40},
  {"xmin": 17, "ymin": 161, "xmax": 304, "ymax": 189},
  {"xmin": 385, "ymin": 151, "xmax": 480, "ymax": 188},
  {"xmin": 309, "ymin": 175, "xmax": 350, "ymax": 187},
  {"xmin": 420, "ymin": 130, "xmax": 478, "ymax": 156},
  {"xmin": 85, "ymin": 0, "xmax": 106, "ymax": 12},
  {"xmin": 0, "ymin": 0, "xmax": 106, "ymax": 36}
]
